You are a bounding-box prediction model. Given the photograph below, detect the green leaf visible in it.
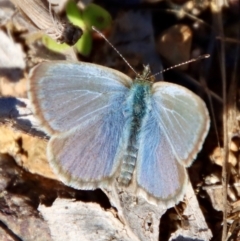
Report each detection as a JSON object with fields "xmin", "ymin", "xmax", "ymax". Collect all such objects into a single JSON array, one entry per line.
[
  {"xmin": 75, "ymin": 30, "xmax": 92, "ymax": 56},
  {"xmin": 82, "ymin": 3, "xmax": 112, "ymax": 31},
  {"xmin": 42, "ymin": 35, "xmax": 70, "ymax": 52},
  {"xmin": 66, "ymin": 0, "xmax": 85, "ymax": 29}
]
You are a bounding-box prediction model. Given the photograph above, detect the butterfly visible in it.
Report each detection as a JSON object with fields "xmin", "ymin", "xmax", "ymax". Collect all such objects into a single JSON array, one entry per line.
[{"xmin": 28, "ymin": 61, "xmax": 210, "ymax": 207}]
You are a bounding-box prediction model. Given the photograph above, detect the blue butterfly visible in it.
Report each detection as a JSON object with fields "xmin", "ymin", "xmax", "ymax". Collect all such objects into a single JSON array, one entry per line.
[{"xmin": 29, "ymin": 61, "xmax": 210, "ymax": 207}]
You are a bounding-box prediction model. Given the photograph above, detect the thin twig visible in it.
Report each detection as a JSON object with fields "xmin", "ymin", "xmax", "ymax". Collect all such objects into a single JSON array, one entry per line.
[{"xmin": 213, "ymin": 1, "xmax": 229, "ymax": 240}]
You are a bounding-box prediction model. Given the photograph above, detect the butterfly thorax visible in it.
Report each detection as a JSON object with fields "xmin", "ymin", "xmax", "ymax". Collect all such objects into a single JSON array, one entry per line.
[{"xmin": 118, "ymin": 79, "xmax": 152, "ymax": 186}]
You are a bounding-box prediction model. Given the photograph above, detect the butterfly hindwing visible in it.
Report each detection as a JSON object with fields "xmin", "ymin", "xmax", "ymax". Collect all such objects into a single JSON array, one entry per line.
[
  {"xmin": 137, "ymin": 103, "xmax": 187, "ymax": 205},
  {"xmin": 47, "ymin": 92, "xmax": 128, "ymax": 189}
]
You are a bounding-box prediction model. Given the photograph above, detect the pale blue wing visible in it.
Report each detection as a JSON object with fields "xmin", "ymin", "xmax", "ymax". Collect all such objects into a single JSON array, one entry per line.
[
  {"xmin": 137, "ymin": 106, "xmax": 187, "ymax": 205},
  {"xmin": 29, "ymin": 61, "xmax": 132, "ymax": 188},
  {"xmin": 47, "ymin": 92, "xmax": 128, "ymax": 189},
  {"xmin": 137, "ymin": 82, "xmax": 209, "ymax": 205},
  {"xmin": 151, "ymin": 82, "xmax": 210, "ymax": 167},
  {"xmin": 29, "ymin": 61, "xmax": 132, "ymax": 135}
]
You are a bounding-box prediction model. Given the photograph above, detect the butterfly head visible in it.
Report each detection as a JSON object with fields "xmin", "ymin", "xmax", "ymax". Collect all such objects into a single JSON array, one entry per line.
[{"xmin": 135, "ymin": 65, "xmax": 155, "ymax": 84}]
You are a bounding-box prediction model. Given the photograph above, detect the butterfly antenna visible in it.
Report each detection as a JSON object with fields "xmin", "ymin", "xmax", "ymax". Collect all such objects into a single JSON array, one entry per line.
[
  {"xmin": 153, "ymin": 54, "xmax": 210, "ymax": 77},
  {"xmin": 92, "ymin": 26, "xmax": 138, "ymax": 76}
]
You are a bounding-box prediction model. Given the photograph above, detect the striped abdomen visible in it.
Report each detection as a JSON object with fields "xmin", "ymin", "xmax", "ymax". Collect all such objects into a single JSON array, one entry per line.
[{"xmin": 118, "ymin": 82, "xmax": 151, "ymax": 186}]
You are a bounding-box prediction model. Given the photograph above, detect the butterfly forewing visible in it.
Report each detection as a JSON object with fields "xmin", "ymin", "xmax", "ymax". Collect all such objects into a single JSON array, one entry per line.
[
  {"xmin": 151, "ymin": 82, "xmax": 210, "ymax": 167},
  {"xmin": 29, "ymin": 61, "xmax": 132, "ymax": 135}
]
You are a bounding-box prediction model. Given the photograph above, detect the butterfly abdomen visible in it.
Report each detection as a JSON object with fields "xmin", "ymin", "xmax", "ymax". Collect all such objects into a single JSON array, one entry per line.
[{"xmin": 118, "ymin": 82, "xmax": 151, "ymax": 186}]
